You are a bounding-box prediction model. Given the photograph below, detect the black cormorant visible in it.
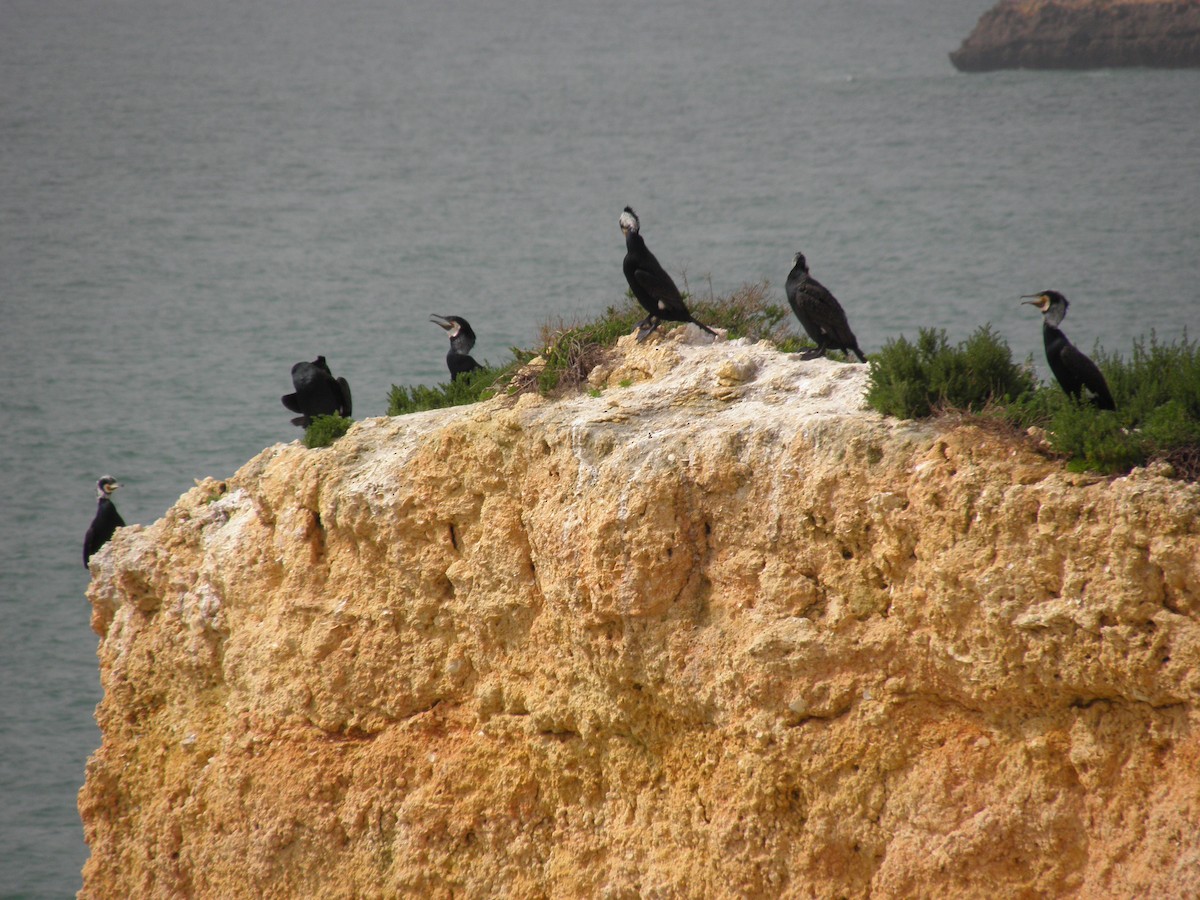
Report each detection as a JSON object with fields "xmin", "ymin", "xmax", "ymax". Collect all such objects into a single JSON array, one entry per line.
[
  {"xmin": 1022, "ymin": 290, "xmax": 1115, "ymax": 410},
  {"xmin": 785, "ymin": 252, "xmax": 866, "ymax": 362},
  {"xmin": 430, "ymin": 314, "xmax": 484, "ymax": 380},
  {"xmin": 620, "ymin": 207, "xmax": 718, "ymax": 342},
  {"xmin": 84, "ymin": 476, "xmax": 124, "ymax": 567},
  {"xmin": 281, "ymin": 356, "xmax": 352, "ymax": 427}
]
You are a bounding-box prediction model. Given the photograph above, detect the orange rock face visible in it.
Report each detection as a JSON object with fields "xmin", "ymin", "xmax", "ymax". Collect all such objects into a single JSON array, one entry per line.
[{"xmin": 80, "ymin": 331, "xmax": 1200, "ymax": 898}]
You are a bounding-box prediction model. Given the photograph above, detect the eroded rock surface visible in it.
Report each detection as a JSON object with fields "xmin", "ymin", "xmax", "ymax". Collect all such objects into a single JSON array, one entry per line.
[
  {"xmin": 81, "ymin": 329, "xmax": 1200, "ymax": 898},
  {"xmin": 951, "ymin": 0, "xmax": 1200, "ymax": 71}
]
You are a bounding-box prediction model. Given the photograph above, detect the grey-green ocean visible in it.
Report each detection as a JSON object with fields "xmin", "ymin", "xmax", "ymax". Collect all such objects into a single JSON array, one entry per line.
[{"xmin": 1, "ymin": 0, "xmax": 1197, "ymax": 894}]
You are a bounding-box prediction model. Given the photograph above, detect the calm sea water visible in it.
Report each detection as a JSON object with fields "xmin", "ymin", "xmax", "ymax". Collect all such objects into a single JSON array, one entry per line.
[{"xmin": 2, "ymin": 0, "xmax": 1198, "ymax": 893}]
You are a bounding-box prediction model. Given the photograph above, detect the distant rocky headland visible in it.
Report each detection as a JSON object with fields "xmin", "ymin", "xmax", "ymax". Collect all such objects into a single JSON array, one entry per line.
[{"xmin": 951, "ymin": 0, "xmax": 1200, "ymax": 71}]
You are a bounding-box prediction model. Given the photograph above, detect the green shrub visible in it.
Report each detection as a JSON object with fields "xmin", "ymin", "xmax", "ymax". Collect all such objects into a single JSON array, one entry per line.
[
  {"xmin": 387, "ymin": 362, "xmax": 521, "ymax": 416},
  {"xmin": 876, "ymin": 327, "xmax": 1200, "ymax": 479},
  {"xmin": 1100, "ymin": 332, "xmax": 1200, "ymax": 424},
  {"xmin": 1027, "ymin": 333, "xmax": 1200, "ymax": 475},
  {"xmin": 1143, "ymin": 399, "xmax": 1200, "ymax": 451},
  {"xmin": 866, "ymin": 326, "xmax": 1036, "ymax": 418},
  {"xmin": 303, "ymin": 414, "xmax": 353, "ymax": 449},
  {"xmin": 1040, "ymin": 402, "xmax": 1141, "ymax": 473}
]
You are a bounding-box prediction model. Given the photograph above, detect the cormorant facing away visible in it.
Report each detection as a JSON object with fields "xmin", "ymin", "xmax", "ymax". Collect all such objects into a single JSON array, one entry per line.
[
  {"xmin": 620, "ymin": 207, "xmax": 718, "ymax": 343},
  {"xmin": 84, "ymin": 476, "xmax": 124, "ymax": 567},
  {"xmin": 281, "ymin": 356, "xmax": 353, "ymax": 427},
  {"xmin": 785, "ymin": 252, "xmax": 867, "ymax": 363},
  {"xmin": 1022, "ymin": 290, "xmax": 1115, "ymax": 410},
  {"xmin": 430, "ymin": 314, "xmax": 484, "ymax": 380}
]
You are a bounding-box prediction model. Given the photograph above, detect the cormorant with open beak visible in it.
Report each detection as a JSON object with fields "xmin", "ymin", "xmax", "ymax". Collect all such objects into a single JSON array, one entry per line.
[
  {"xmin": 1022, "ymin": 290, "xmax": 1115, "ymax": 410},
  {"xmin": 430, "ymin": 314, "xmax": 484, "ymax": 380}
]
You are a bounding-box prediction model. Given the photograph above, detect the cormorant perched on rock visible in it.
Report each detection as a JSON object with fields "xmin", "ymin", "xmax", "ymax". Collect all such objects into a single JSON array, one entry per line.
[
  {"xmin": 785, "ymin": 252, "xmax": 867, "ymax": 362},
  {"xmin": 281, "ymin": 356, "xmax": 352, "ymax": 427},
  {"xmin": 84, "ymin": 476, "xmax": 124, "ymax": 567},
  {"xmin": 430, "ymin": 314, "xmax": 484, "ymax": 380},
  {"xmin": 620, "ymin": 207, "xmax": 718, "ymax": 342},
  {"xmin": 1022, "ymin": 290, "xmax": 1115, "ymax": 410}
]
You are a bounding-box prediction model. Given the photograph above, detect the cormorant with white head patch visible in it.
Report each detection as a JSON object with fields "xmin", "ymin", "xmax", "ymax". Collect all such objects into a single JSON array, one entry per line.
[
  {"xmin": 430, "ymin": 314, "xmax": 483, "ymax": 380},
  {"xmin": 620, "ymin": 207, "xmax": 718, "ymax": 342},
  {"xmin": 1022, "ymin": 290, "xmax": 1115, "ymax": 410},
  {"xmin": 84, "ymin": 476, "xmax": 124, "ymax": 567},
  {"xmin": 281, "ymin": 356, "xmax": 352, "ymax": 427},
  {"xmin": 785, "ymin": 252, "xmax": 866, "ymax": 362}
]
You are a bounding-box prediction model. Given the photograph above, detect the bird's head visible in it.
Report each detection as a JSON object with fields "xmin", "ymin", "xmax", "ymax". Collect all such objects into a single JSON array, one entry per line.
[
  {"xmin": 619, "ymin": 206, "xmax": 640, "ymax": 237},
  {"xmin": 791, "ymin": 251, "xmax": 808, "ymax": 272},
  {"xmin": 430, "ymin": 314, "xmax": 477, "ymax": 349},
  {"xmin": 96, "ymin": 476, "xmax": 121, "ymax": 499},
  {"xmin": 1021, "ymin": 290, "xmax": 1068, "ymax": 326}
]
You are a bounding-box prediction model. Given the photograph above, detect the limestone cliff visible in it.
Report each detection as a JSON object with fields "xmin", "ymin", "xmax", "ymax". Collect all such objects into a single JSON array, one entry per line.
[
  {"xmin": 951, "ymin": 0, "xmax": 1200, "ymax": 71},
  {"xmin": 80, "ymin": 330, "xmax": 1200, "ymax": 898}
]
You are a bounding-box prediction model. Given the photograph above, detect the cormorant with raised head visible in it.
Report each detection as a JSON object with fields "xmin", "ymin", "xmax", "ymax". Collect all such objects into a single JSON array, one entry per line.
[
  {"xmin": 1022, "ymin": 290, "xmax": 1115, "ymax": 410},
  {"xmin": 430, "ymin": 314, "xmax": 484, "ymax": 380},
  {"xmin": 282, "ymin": 356, "xmax": 352, "ymax": 427},
  {"xmin": 84, "ymin": 476, "xmax": 124, "ymax": 567},
  {"xmin": 620, "ymin": 207, "xmax": 718, "ymax": 342},
  {"xmin": 785, "ymin": 252, "xmax": 866, "ymax": 362}
]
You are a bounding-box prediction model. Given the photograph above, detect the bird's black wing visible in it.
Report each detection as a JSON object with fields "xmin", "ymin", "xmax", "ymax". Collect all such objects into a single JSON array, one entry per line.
[
  {"xmin": 1061, "ymin": 343, "xmax": 1115, "ymax": 410},
  {"xmin": 84, "ymin": 502, "xmax": 125, "ymax": 567},
  {"xmin": 799, "ymin": 279, "xmax": 838, "ymax": 327},
  {"xmin": 784, "ymin": 273, "xmax": 810, "ymax": 319},
  {"xmin": 808, "ymin": 279, "xmax": 861, "ymax": 343},
  {"xmin": 83, "ymin": 526, "xmax": 96, "ymax": 566},
  {"xmin": 787, "ymin": 280, "xmax": 830, "ymax": 338},
  {"xmin": 448, "ymin": 354, "xmax": 483, "ymax": 380},
  {"xmin": 335, "ymin": 378, "xmax": 352, "ymax": 417},
  {"xmin": 281, "ymin": 392, "xmax": 304, "ymax": 414},
  {"xmin": 632, "ymin": 265, "xmax": 686, "ymax": 314}
]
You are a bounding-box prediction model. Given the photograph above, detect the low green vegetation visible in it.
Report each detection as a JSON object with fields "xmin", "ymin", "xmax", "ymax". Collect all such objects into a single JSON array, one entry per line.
[
  {"xmin": 866, "ymin": 326, "xmax": 1036, "ymax": 418},
  {"xmin": 1010, "ymin": 333, "xmax": 1200, "ymax": 476},
  {"xmin": 387, "ymin": 360, "xmax": 527, "ymax": 416},
  {"xmin": 303, "ymin": 414, "xmax": 354, "ymax": 449},
  {"xmin": 866, "ymin": 327, "xmax": 1200, "ymax": 479}
]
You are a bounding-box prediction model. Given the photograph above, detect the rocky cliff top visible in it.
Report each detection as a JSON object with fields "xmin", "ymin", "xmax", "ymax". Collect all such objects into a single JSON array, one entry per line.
[
  {"xmin": 951, "ymin": 0, "xmax": 1200, "ymax": 71},
  {"xmin": 81, "ymin": 328, "xmax": 1200, "ymax": 898}
]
